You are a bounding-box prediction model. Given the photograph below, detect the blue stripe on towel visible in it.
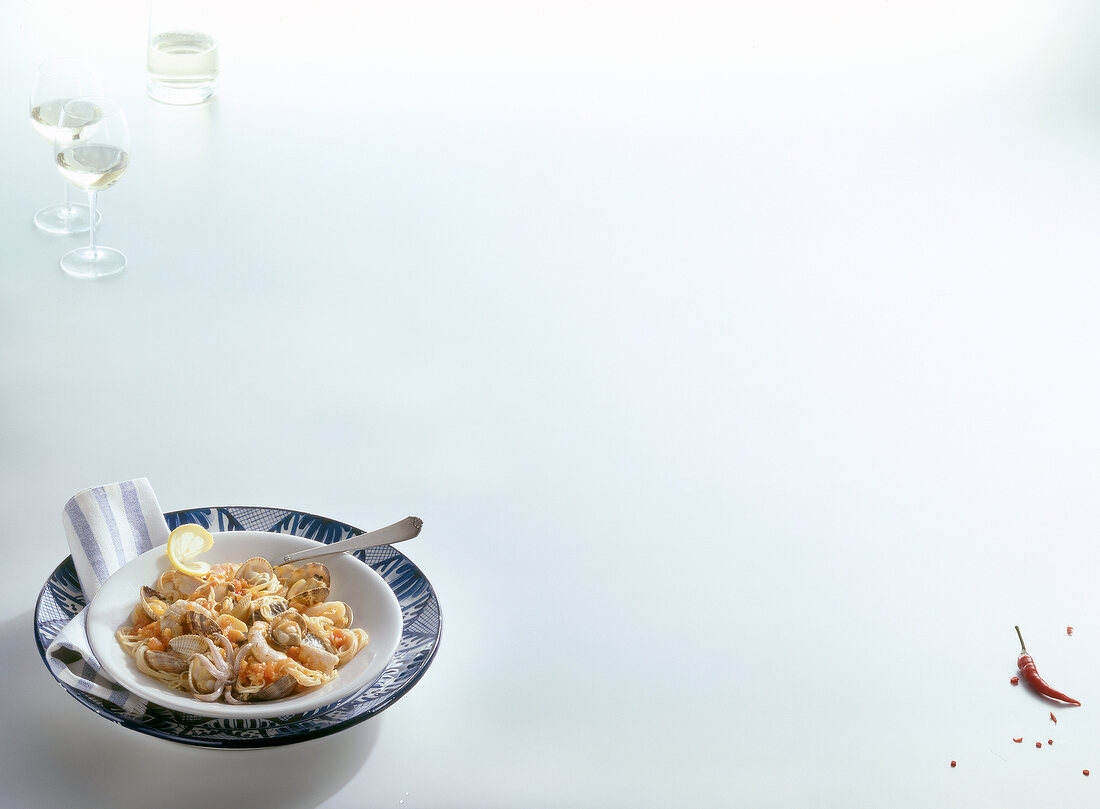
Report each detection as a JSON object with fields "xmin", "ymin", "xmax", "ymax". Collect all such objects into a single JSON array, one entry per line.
[
  {"xmin": 65, "ymin": 499, "xmax": 108, "ymax": 583},
  {"xmin": 92, "ymin": 486, "xmax": 128, "ymax": 569},
  {"xmin": 120, "ymin": 479, "xmax": 151, "ymax": 554}
]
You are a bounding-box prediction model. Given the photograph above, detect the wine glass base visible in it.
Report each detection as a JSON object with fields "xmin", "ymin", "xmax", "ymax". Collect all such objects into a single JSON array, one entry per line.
[
  {"xmin": 60, "ymin": 246, "xmax": 126, "ymax": 279},
  {"xmin": 34, "ymin": 202, "xmax": 100, "ymax": 234}
]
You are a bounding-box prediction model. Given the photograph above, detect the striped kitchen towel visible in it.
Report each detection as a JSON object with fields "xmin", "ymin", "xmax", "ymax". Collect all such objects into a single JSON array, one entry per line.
[
  {"xmin": 44, "ymin": 478, "xmax": 171, "ymax": 715},
  {"xmin": 63, "ymin": 477, "xmax": 170, "ymax": 599}
]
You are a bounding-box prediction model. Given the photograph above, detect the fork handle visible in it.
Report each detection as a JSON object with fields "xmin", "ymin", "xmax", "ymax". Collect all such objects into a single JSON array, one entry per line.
[{"xmin": 280, "ymin": 516, "xmax": 423, "ymax": 563}]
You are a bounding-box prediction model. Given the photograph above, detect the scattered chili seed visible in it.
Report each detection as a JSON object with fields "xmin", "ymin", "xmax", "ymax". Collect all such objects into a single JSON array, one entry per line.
[
  {"xmin": 1010, "ymin": 676, "xmax": 1019, "ymax": 685},
  {"xmin": 1036, "ymin": 742, "xmax": 1043, "ymax": 748},
  {"xmin": 1085, "ymin": 770, "xmax": 1090, "ymax": 776},
  {"xmin": 950, "ymin": 760, "xmax": 956, "ymax": 767},
  {"xmin": 1051, "ymin": 712, "xmax": 1058, "ymax": 724},
  {"xmin": 1048, "ymin": 740, "xmax": 1053, "ymax": 745},
  {"xmin": 1013, "ymin": 737, "xmax": 1023, "ymax": 743},
  {"xmin": 1068, "ymin": 627, "xmax": 1074, "ymax": 636}
]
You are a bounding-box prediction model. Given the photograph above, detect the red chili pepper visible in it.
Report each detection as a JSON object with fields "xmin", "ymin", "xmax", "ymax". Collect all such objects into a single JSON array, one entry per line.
[{"xmin": 1015, "ymin": 626, "xmax": 1081, "ymax": 706}]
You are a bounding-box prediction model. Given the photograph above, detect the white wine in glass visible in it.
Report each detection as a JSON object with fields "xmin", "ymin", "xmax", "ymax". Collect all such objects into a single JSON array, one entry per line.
[
  {"xmin": 54, "ymin": 97, "xmax": 131, "ymax": 278},
  {"xmin": 147, "ymin": 30, "xmax": 219, "ymax": 102},
  {"xmin": 29, "ymin": 58, "xmax": 102, "ymax": 234},
  {"xmin": 146, "ymin": 0, "xmax": 219, "ymax": 104}
]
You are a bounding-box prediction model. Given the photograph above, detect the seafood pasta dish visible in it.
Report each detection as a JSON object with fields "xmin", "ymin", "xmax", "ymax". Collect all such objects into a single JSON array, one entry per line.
[{"xmin": 116, "ymin": 556, "xmax": 368, "ymax": 703}]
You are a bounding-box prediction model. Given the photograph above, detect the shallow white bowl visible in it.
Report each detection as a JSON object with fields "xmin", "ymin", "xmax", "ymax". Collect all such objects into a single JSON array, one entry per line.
[{"xmin": 86, "ymin": 531, "xmax": 403, "ymax": 719}]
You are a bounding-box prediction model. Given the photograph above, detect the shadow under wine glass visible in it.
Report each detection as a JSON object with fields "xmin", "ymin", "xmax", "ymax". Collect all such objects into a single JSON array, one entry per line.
[
  {"xmin": 30, "ymin": 57, "xmax": 103, "ymax": 234},
  {"xmin": 54, "ymin": 97, "xmax": 131, "ymax": 278}
]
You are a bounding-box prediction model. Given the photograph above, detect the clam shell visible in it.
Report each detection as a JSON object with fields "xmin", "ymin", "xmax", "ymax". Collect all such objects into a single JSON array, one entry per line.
[
  {"xmin": 273, "ymin": 563, "xmax": 297, "ymax": 584},
  {"xmin": 217, "ymin": 613, "xmax": 248, "ymax": 641},
  {"xmin": 183, "ymin": 609, "xmax": 221, "ymax": 637},
  {"xmin": 143, "ymin": 649, "xmax": 188, "ymax": 673},
  {"xmin": 188, "ymin": 653, "xmax": 224, "ymax": 695},
  {"xmin": 169, "ymin": 633, "xmax": 209, "ymax": 657},
  {"xmin": 253, "ymin": 674, "xmax": 297, "ymax": 701},
  {"xmin": 227, "ymin": 590, "xmax": 252, "ymax": 621},
  {"xmin": 139, "ymin": 586, "xmax": 167, "ymax": 620},
  {"xmin": 285, "ymin": 562, "xmax": 330, "ymax": 590},
  {"xmin": 269, "ymin": 610, "xmax": 307, "ymax": 649},
  {"xmin": 289, "ymin": 584, "xmax": 329, "ymax": 610},
  {"xmin": 233, "ymin": 556, "xmax": 275, "ymax": 584},
  {"xmin": 156, "ymin": 569, "xmax": 202, "ymax": 600}
]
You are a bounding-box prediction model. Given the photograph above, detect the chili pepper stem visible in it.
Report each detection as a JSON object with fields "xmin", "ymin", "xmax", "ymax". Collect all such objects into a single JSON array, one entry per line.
[{"xmin": 1016, "ymin": 625, "xmax": 1027, "ymax": 654}]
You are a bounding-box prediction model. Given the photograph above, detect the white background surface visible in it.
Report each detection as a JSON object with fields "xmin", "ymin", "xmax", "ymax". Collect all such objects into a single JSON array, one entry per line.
[{"xmin": 3, "ymin": 0, "xmax": 1100, "ymax": 806}]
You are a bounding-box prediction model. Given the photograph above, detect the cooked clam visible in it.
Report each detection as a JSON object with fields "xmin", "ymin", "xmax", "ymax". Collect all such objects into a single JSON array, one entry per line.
[
  {"xmin": 183, "ymin": 608, "xmax": 221, "ymax": 637},
  {"xmin": 216, "ymin": 613, "xmax": 249, "ymax": 643},
  {"xmin": 251, "ymin": 595, "xmax": 289, "ymax": 622},
  {"xmin": 223, "ymin": 589, "xmax": 252, "ymax": 621},
  {"xmin": 139, "ymin": 586, "xmax": 168, "ymax": 620},
  {"xmin": 288, "ymin": 584, "xmax": 329, "ymax": 610},
  {"xmin": 158, "ymin": 600, "xmax": 192, "ymax": 639},
  {"xmin": 156, "ymin": 569, "xmax": 202, "ymax": 601},
  {"xmin": 252, "ymin": 674, "xmax": 297, "ymax": 701},
  {"xmin": 269, "ymin": 610, "xmax": 307, "ymax": 649},
  {"xmin": 169, "ymin": 633, "xmax": 210, "ymax": 657},
  {"xmin": 285, "ymin": 562, "xmax": 330, "ymax": 591},
  {"xmin": 187, "ymin": 652, "xmax": 230, "ymax": 702},
  {"xmin": 188, "ymin": 654, "xmax": 221, "ymax": 692},
  {"xmin": 142, "ymin": 648, "xmax": 188, "ymax": 673},
  {"xmin": 233, "ymin": 556, "xmax": 275, "ymax": 585}
]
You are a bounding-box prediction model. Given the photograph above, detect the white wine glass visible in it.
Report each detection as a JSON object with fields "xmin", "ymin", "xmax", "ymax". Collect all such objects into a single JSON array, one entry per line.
[
  {"xmin": 54, "ymin": 97, "xmax": 131, "ymax": 278},
  {"xmin": 30, "ymin": 57, "xmax": 103, "ymax": 233}
]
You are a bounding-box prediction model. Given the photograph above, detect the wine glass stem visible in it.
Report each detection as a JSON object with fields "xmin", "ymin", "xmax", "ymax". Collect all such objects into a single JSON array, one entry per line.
[
  {"xmin": 64, "ymin": 180, "xmax": 72, "ymax": 215},
  {"xmin": 87, "ymin": 190, "xmax": 98, "ymax": 259}
]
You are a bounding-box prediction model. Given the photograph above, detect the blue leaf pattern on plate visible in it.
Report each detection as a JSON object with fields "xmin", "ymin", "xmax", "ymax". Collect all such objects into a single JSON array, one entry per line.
[
  {"xmin": 268, "ymin": 511, "xmax": 354, "ymax": 544},
  {"xmin": 34, "ymin": 505, "xmax": 441, "ymax": 748},
  {"xmin": 165, "ymin": 508, "xmax": 242, "ymax": 532}
]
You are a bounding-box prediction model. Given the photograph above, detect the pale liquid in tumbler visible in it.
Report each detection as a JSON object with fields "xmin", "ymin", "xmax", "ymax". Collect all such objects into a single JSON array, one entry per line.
[{"xmin": 146, "ymin": 30, "xmax": 219, "ymax": 103}]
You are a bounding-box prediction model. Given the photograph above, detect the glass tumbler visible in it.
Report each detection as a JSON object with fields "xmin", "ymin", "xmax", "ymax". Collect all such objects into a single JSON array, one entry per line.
[{"xmin": 146, "ymin": 0, "xmax": 220, "ymax": 105}]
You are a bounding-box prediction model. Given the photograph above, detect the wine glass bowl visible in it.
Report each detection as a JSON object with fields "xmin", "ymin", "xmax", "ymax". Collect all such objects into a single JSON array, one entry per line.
[
  {"xmin": 30, "ymin": 58, "xmax": 103, "ymax": 234},
  {"xmin": 54, "ymin": 97, "xmax": 131, "ymax": 278}
]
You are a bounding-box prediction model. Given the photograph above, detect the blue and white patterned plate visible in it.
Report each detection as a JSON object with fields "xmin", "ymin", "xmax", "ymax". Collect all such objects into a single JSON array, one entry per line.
[{"xmin": 34, "ymin": 505, "xmax": 442, "ymax": 749}]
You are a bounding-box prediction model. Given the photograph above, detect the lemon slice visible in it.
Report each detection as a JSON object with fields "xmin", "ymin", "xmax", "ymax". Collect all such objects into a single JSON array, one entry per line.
[{"xmin": 166, "ymin": 523, "xmax": 214, "ymax": 576}]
